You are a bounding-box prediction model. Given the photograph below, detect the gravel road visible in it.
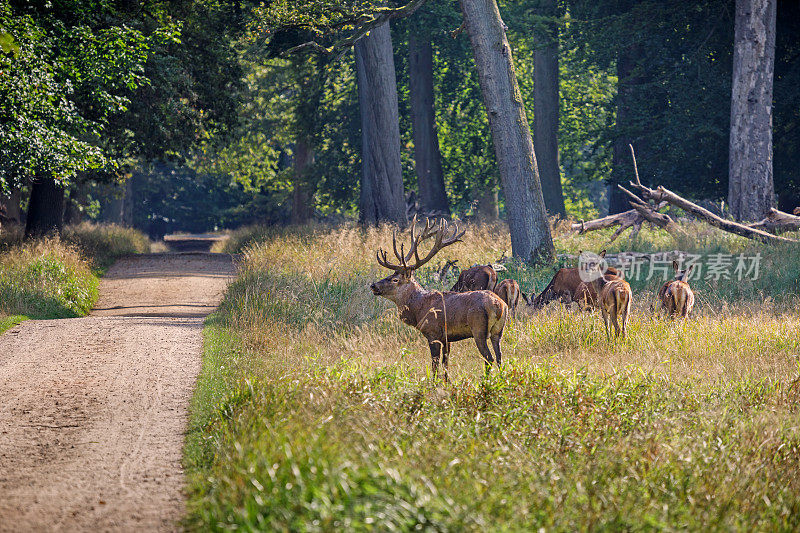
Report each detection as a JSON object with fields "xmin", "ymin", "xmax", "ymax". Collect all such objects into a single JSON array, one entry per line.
[{"xmin": 0, "ymin": 253, "xmax": 235, "ymax": 532}]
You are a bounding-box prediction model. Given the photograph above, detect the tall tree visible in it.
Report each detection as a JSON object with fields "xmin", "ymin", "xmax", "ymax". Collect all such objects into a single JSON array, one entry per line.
[
  {"xmin": 532, "ymin": 0, "xmax": 565, "ymax": 216},
  {"xmin": 728, "ymin": 0, "xmax": 776, "ymax": 221},
  {"xmin": 409, "ymin": 30, "xmax": 450, "ymax": 217},
  {"xmin": 459, "ymin": 0, "xmax": 554, "ymax": 263},
  {"xmin": 608, "ymin": 45, "xmax": 640, "ymax": 215},
  {"xmin": 354, "ymin": 23, "xmax": 408, "ymax": 226}
]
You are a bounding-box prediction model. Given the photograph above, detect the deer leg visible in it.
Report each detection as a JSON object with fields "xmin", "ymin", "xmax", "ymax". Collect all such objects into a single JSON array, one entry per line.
[
  {"xmin": 610, "ymin": 311, "xmax": 621, "ymax": 339},
  {"xmin": 442, "ymin": 342, "xmax": 450, "ymax": 383},
  {"xmin": 601, "ymin": 308, "xmax": 610, "ymax": 339},
  {"xmin": 428, "ymin": 341, "xmax": 442, "ymax": 381},
  {"xmin": 491, "ymin": 334, "xmax": 502, "ymax": 368},
  {"xmin": 474, "ymin": 333, "xmax": 494, "ymax": 374}
]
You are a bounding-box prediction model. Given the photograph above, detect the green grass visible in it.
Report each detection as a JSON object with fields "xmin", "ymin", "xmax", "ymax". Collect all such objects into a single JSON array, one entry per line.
[
  {"xmin": 0, "ymin": 239, "xmax": 99, "ymax": 318},
  {"xmin": 0, "ymin": 314, "xmax": 27, "ymax": 334},
  {"xmin": 187, "ymin": 221, "xmax": 800, "ymax": 531},
  {"xmin": 0, "ymin": 223, "xmax": 149, "ymax": 321}
]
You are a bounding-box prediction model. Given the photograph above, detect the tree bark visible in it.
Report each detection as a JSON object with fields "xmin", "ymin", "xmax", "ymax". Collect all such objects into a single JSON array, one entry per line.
[
  {"xmin": 0, "ymin": 184, "xmax": 22, "ymax": 225},
  {"xmin": 532, "ymin": 0, "xmax": 565, "ymax": 216},
  {"xmin": 409, "ymin": 31, "xmax": 450, "ymax": 217},
  {"xmin": 609, "ymin": 46, "xmax": 639, "ymax": 215},
  {"xmin": 25, "ymin": 177, "xmax": 65, "ymax": 238},
  {"xmin": 459, "ymin": 0, "xmax": 554, "ymax": 263},
  {"xmin": 728, "ymin": 0, "xmax": 776, "ymax": 222},
  {"xmin": 291, "ymin": 138, "xmax": 315, "ymax": 224},
  {"xmin": 354, "ymin": 22, "xmax": 408, "ymax": 226}
]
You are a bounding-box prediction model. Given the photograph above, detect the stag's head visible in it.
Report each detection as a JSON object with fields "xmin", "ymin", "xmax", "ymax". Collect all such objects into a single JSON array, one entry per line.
[{"xmin": 371, "ymin": 216, "xmax": 465, "ymax": 302}]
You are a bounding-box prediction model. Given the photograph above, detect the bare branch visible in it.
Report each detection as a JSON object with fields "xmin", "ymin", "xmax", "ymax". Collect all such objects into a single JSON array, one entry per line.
[{"xmin": 629, "ymin": 143, "xmax": 642, "ymax": 187}]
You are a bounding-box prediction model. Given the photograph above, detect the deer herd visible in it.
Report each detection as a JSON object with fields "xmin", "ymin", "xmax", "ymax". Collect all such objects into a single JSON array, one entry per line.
[{"xmin": 371, "ymin": 217, "xmax": 696, "ymax": 381}]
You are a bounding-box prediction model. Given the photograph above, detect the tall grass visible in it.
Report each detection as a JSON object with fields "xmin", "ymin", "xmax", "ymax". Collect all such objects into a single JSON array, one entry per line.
[
  {"xmin": 187, "ymin": 222, "xmax": 800, "ymax": 530},
  {"xmin": 62, "ymin": 222, "xmax": 150, "ymax": 271},
  {"xmin": 0, "ymin": 239, "xmax": 98, "ymax": 318},
  {"xmin": 0, "ymin": 223, "xmax": 149, "ymax": 321}
]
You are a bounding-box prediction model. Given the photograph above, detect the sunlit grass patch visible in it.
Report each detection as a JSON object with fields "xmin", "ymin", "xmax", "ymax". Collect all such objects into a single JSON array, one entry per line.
[
  {"xmin": 0, "ymin": 313, "xmax": 27, "ymax": 334},
  {"xmin": 188, "ymin": 221, "xmax": 800, "ymax": 530},
  {"xmin": 63, "ymin": 222, "xmax": 150, "ymax": 272},
  {"xmin": 0, "ymin": 239, "xmax": 98, "ymax": 318}
]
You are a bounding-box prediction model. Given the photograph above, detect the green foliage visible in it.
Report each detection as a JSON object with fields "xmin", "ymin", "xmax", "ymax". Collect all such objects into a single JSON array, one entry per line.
[
  {"xmin": 0, "ymin": 313, "xmax": 26, "ymax": 334},
  {"xmin": 0, "ymin": 239, "xmax": 98, "ymax": 318}
]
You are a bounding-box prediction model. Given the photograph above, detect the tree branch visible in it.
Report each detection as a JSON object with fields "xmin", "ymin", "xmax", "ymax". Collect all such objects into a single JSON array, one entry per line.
[{"xmin": 284, "ymin": 0, "xmax": 429, "ymax": 56}]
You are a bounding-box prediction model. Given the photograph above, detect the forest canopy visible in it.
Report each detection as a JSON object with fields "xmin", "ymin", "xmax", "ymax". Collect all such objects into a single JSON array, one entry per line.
[{"xmin": 1, "ymin": 0, "xmax": 795, "ymax": 247}]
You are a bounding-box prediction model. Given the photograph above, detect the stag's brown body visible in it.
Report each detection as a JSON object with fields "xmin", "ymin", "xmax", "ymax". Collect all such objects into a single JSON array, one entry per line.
[
  {"xmin": 493, "ymin": 279, "xmax": 522, "ymax": 317},
  {"xmin": 451, "ymin": 265, "xmax": 497, "ymax": 292},
  {"xmin": 592, "ymin": 275, "xmax": 632, "ymax": 339},
  {"xmin": 658, "ymin": 261, "xmax": 695, "ymax": 318},
  {"xmin": 371, "ymin": 218, "xmax": 507, "ymax": 381}
]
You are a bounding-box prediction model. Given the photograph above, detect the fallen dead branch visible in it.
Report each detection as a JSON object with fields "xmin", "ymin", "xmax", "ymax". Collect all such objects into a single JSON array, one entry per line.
[
  {"xmin": 749, "ymin": 208, "xmax": 800, "ymax": 233},
  {"xmin": 624, "ymin": 145, "xmax": 797, "ymax": 245}
]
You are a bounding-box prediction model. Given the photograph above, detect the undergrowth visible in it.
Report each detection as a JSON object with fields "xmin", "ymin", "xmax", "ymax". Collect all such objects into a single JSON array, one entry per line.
[
  {"xmin": 0, "ymin": 239, "xmax": 98, "ymax": 318},
  {"xmin": 0, "ymin": 223, "xmax": 149, "ymax": 320},
  {"xmin": 187, "ymin": 221, "xmax": 800, "ymax": 531}
]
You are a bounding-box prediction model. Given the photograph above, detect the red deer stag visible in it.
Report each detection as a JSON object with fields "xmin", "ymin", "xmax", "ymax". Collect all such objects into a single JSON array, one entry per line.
[
  {"xmin": 451, "ymin": 264, "xmax": 497, "ymax": 292},
  {"xmin": 658, "ymin": 260, "xmax": 695, "ymax": 319},
  {"xmin": 530, "ymin": 250, "xmax": 620, "ymax": 309},
  {"xmin": 371, "ymin": 218, "xmax": 508, "ymax": 381}
]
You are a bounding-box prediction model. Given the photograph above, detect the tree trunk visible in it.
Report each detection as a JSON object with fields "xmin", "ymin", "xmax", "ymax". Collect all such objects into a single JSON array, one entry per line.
[
  {"xmin": 728, "ymin": 0, "xmax": 776, "ymax": 222},
  {"xmin": 354, "ymin": 22, "xmax": 408, "ymax": 226},
  {"xmin": 0, "ymin": 184, "xmax": 22, "ymax": 225},
  {"xmin": 609, "ymin": 47, "xmax": 639, "ymax": 215},
  {"xmin": 409, "ymin": 31, "xmax": 450, "ymax": 217},
  {"xmin": 25, "ymin": 177, "xmax": 65, "ymax": 238},
  {"xmin": 459, "ymin": 0, "xmax": 554, "ymax": 263},
  {"xmin": 291, "ymin": 138, "xmax": 315, "ymax": 224},
  {"xmin": 533, "ymin": 0, "xmax": 565, "ymax": 216}
]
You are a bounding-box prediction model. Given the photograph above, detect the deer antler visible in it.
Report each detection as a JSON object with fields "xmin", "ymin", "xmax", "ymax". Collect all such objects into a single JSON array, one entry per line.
[{"xmin": 376, "ymin": 217, "xmax": 465, "ymax": 272}]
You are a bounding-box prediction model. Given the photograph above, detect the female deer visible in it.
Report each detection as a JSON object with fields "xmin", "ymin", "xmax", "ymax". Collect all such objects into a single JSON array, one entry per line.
[{"xmin": 658, "ymin": 260, "xmax": 695, "ymax": 319}]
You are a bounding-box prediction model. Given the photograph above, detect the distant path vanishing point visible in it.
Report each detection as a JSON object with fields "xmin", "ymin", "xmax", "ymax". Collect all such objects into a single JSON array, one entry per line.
[{"xmin": 0, "ymin": 252, "xmax": 236, "ymax": 532}]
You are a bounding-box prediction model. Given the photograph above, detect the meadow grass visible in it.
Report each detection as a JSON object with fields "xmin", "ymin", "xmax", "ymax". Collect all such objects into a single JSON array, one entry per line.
[
  {"xmin": 0, "ymin": 239, "xmax": 99, "ymax": 318},
  {"xmin": 187, "ymin": 221, "xmax": 800, "ymax": 531},
  {"xmin": 62, "ymin": 222, "xmax": 151, "ymax": 271},
  {"xmin": 0, "ymin": 313, "xmax": 27, "ymax": 334},
  {"xmin": 0, "ymin": 223, "xmax": 150, "ymax": 321}
]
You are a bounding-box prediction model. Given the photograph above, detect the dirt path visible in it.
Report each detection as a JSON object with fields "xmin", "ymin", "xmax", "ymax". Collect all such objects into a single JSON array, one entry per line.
[{"xmin": 0, "ymin": 253, "xmax": 235, "ymax": 532}]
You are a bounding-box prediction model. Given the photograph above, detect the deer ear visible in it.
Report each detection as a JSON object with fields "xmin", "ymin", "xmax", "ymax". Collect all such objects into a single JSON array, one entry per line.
[
  {"xmin": 599, "ymin": 250, "xmax": 606, "ymax": 258},
  {"xmin": 672, "ymin": 260, "xmax": 679, "ymax": 271},
  {"xmin": 687, "ymin": 264, "xmax": 695, "ymax": 276}
]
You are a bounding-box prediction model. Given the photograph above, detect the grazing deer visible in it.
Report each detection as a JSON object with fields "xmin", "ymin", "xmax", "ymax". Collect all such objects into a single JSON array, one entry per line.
[
  {"xmin": 586, "ymin": 263, "xmax": 632, "ymax": 339},
  {"xmin": 658, "ymin": 260, "xmax": 695, "ymax": 319},
  {"xmin": 493, "ymin": 279, "xmax": 523, "ymax": 317},
  {"xmin": 530, "ymin": 250, "xmax": 620, "ymax": 309},
  {"xmin": 451, "ymin": 264, "xmax": 497, "ymax": 292},
  {"xmin": 371, "ymin": 217, "xmax": 508, "ymax": 381}
]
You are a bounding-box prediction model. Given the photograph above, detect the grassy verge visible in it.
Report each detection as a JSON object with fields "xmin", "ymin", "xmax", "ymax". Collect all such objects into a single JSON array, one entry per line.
[
  {"xmin": 0, "ymin": 314, "xmax": 27, "ymax": 334},
  {"xmin": 0, "ymin": 239, "xmax": 99, "ymax": 318},
  {"xmin": 0, "ymin": 223, "xmax": 150, "ymax": 322},
  {"xmin": 187, "ymin": 222, "xmax": 800, "ymax": 530}
]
